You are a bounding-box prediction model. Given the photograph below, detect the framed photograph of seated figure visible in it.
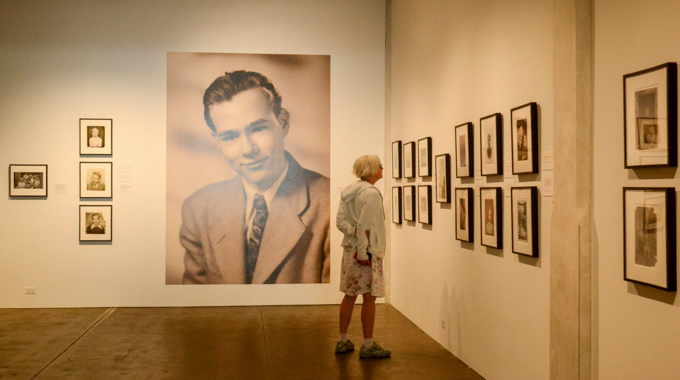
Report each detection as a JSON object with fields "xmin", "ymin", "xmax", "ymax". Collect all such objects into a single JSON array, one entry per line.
[
  {"xmin": 480, "ymin": 113, "xmax": 502, "ymax": 176},
  {"xmin": 480, "ymin": 187, "xmax": 502, "ymax": 249},
  {"xmin": 623, "ymin": 187, "xmax": 676, "ymax": 291},
  {"xmin": 511, "ymin": 186, "xmax": 538, "ymax": 257},
  {"xmin": 80, "ymin": 118, "xmax": 112, "ymax": 155},
  {"xmin": 403, "ymin": 141, "xmax": 416, "ymax": 178},
  {"xmin": 623, "ymin": 63, "xmax": 677, "ymax": 168},
  {"xmin": 511, "ymin": 103, "xmax": 538, "ymax": 174},
  {"xmin": 455, "ymin": 122, "xmax": 474, "ymax": 178},
  {"xmin": 403, "ymin": 185, "xmax": 416, "ymax": 222},
  {"xmin": 455, "ymin": 188, "xmax": 473, "ymax": 242}
]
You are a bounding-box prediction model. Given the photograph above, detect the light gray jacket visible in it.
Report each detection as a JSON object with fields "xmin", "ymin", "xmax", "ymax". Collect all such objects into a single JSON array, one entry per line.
[{"xmin": 336, "ymin": 180, "xmax": 385, "ymax": 260}]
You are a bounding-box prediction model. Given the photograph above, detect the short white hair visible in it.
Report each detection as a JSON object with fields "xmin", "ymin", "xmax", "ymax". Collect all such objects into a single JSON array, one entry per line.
[{"xmin": 352, "ymin": 155, "xmax": 381, "ymax": 180}]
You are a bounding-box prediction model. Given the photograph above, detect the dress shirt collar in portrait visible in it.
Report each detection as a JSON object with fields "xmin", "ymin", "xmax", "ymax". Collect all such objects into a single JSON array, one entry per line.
[{"xmin": 242, "ymin": 161, "xmax": 289, "ymax": 239}]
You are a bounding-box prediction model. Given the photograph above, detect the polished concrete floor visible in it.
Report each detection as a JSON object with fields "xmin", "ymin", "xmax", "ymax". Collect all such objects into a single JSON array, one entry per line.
[{"xmin": 0, "ymin": 304, "xmax": 483, "ymax": 379}]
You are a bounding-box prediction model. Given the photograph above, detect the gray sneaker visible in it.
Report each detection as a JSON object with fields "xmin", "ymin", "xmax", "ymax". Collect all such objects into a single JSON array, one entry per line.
[
  {"xmin": 359, "ymin": 342, "xmax": 391, "ymax": 358},
  {"xmin": 335, "ymin": 339, "xmax": 355, "ymax": 354}
]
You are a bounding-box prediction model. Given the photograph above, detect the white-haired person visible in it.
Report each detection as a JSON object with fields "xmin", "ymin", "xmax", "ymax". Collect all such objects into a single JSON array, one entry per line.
[{"xmin": 335, "ymin": 155, "xmax": 390, "ymax": 358}]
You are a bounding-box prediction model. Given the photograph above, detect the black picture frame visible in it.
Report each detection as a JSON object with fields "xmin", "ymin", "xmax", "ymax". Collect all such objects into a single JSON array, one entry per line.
[
  {"xmin": 418, "ymin": 185, "xmax": 432, "ymax": 225},
  {"xmin": 623, "ymin": 63, "xmax": 678, "ymax": 168},
  {"xmin": 80, "ymin": 118, "xmax": 113, "ymax": 156},
  {"xmin": 455, "ymin": 188, "xmax": 474, "ymax": 242},
  {"xmin": 392, "ymin": 140, "xmax": 403, "ymax": 178},
  {"xmin": 403, "ymin": 185, "xmax": 416, "ymax": 222},
  {"xmin": 480, "ymin": 113, "xmax": 503, "ymax": 176},
  {"xmin": 80, "ymin": 162, "xmax": 113, "ymax": 199},
  {"xmin": 511, "ymin": 186, "xmax": 538, "ymax": 257},
  {"xmin": 480, "ymin": 187, "xmax": 503, "ymax": 249},
  {"xmin": 511, "ymin": 103, "xmax": 539, "ymax": 174},
  {"xmin": 9, "ymin": 164, "xmax": 48, "ymax": 198},
  {"xmin": 392, "ymin": 186, "xmax": 402, "ymax": 224},
  {"xmin": 80, "ymin": 205, "xmax": 113, "ymax": 242},
  {"xmin": 623, "ymin": 187, "xmax": 676, "ymax": 291},
  {"xmin": 418, "ymin": 137, "xmax": 432, "ymax": 177},
  {"xmin": 403, "ymin": 141, "xmax": 416, "ymax": 178},
  {"xmin": 455, "ymin": 122, "xmax": 474, "ymax": 178},
  {"xmin": 435, "ymin": 154, "xmax": 451, "ymax": 203}
]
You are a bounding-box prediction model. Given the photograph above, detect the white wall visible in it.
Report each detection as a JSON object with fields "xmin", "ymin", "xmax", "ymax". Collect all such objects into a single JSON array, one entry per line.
[
  {"xmin": 388, "ymin": 1, "xmax": 552, "ymax": 379},
  {"xmin": 0, "ymin": 0, "xmax": 385, "ymax": 307},
  {"xmin": 594, "ymin": 1, "xmax": 680, "ymax": 379}
]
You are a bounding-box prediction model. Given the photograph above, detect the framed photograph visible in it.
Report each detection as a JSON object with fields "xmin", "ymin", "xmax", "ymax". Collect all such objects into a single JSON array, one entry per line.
[
  {"xmin": 403, "ymin": 185, "xmax": 416, "ymax": 222},
  {"xmin": 624, "ymin": 63, "xmax": 677, "ymax": 168},
  {"xmin": 623, "ymin": 188, "xmax": 676, "ymax": 290},
  {"xmin": 480, "ymin": 187, "xmax": 503, "ymax": 249},
  {"xmin": 9, "ymin": 164, "xmax": 48, "ymax": 197},
  {"xmin": 435, "ymin": 154, "xmax": 451, "ymax": 203},
  {"xmin": 392, "ymin": 187, "xmax": 402, "ymax": 224},
  {"xmin": 418, "ymin": 137, "xmax": 432, "ymax": 177},
  {"xmin": 511, "ymin": 103, "xmax": 538, "ymax": 174},
  {"xmin": 455, "ymin": 188, "xmax": 474, "ymax": 242},
  {"xmin": 455, "ymin": 122, "xmax": 474, "ymax": 178},
  {"xmin": 480, "ymin": 113, "xmax": 503, "ymax": 176},
  {"xmin": 511, "ymin": 187, "xmax": 538, "ymax": 257},
  {"xmin": 80, "ymin": 118, "xmax": 113, "ymax": 155},
  {"xmin": 418, "ymin": 185, "xmax": 432, "ymax": 224},
  {"xmin": 392, "ymin": 140, "xmax": 402, "ymax": 178},
  {"xmin": 80, "ymin": 205, "xmax": 112, "ymax": 242},
  {"xmin": 80, "ymin": 162, "xmax": 113, "ymax": 198},
  {"xmin": 403, "ymin": 141, "xmax": 416, "ymax": 178}
]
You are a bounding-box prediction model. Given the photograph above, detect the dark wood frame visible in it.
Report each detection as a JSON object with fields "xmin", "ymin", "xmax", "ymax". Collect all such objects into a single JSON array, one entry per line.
[
  {"xmin": 511, "ymin": 103, "xmax": 539, "ymax": 174},
  {"xmin": 455, "ymin": 122, "xmax": 474, "ymax": 178},
  {"xmin": 480, "ymin": 113, "xmax": 503, "ymax": 176},
  {"xmin": 8, "ymin": 164, "xmax": 48, "ymax": 198},
  {"xmin": 511, "ymin": 186, "xmax": 538, "ymax": 257},
  {"xmin": 480, "ymin": 187, "xmax": 503, "ymax": 249},
  {"xmin": 392, "ymin": 140, "xmax": 402, "ymax": 178},
  {"xmin": 403, "ymin": 141, "xmax": 416, "ymax": 178},
  {"xmin": 392, "ymin": 186, "xmax": 402, "ymax": 224},
  {"xmin": 418, "ymin": 137, "xmax": 432, "ymax": 177},
  {"xmin": 418, "ymin": 185, "xmax": 432, "ymax": 225},
  {"xmin": 435, "ymin": 154, "xmax": 451, "ymax": 203},
  {"xmin": 455, "ymin": 187, "xmax": 474, "ymax": 243}
]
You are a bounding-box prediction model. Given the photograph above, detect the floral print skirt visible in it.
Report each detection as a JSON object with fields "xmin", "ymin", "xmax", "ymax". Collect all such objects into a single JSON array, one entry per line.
[{"xmin": 339, "ymin": 246, "xmax": 385, "ymax": 297}]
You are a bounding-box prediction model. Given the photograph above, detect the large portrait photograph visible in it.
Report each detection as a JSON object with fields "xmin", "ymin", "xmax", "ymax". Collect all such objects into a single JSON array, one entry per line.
[{"xmin": 166, "ymin": 53, "xmax": 331, "ymax": 285}]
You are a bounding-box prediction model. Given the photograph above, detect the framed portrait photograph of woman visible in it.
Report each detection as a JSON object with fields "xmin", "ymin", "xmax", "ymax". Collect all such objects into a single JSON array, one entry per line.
[
  {"xmin": 511, "ymin": 103, "xmax": 538, "ymax": 174},
  {"xmin": 480, "ymin": 187, "xmax": 502, "ymax": 249},
  {"xmin": 480, "ymin": 113, "xmax": 502, "ymax": 176},
  {"xmin": 455, "ymin": 188, "xmax": 473, "ymax": 242}
]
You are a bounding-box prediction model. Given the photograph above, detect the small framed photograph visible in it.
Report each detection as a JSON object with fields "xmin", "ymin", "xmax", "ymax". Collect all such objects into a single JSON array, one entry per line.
[
  {"xmin": 624, "ymin": 63, "xmax": 677, "ymax": 168},
  {"xmin": 403, "ymin": 185, "xmax": 416, "ymax": 222},
  {"xmin": 480, "ymin": 113, "xmax": 503, "ymax": 176},
  {"xmin": 455, "ymin": 188, "xmax": 474, "ymax": 242},
  {"xmin": 403, "ymin": 141, "xmax": 416, "ymax": 178},
  {"xmin": 511, "ymin": 187, "xmax": 538, "ymax": 257},
  {"xmin": 392, "ymin": 187, "xmax": 402, "ymax": 224},
  {"xmin": 418, "ymin": 137, "xmax": 432, "ymax": 177},
  {"xmin": 455, "ymin": 122, "xmax": 474, "ymax": 178},
  {"xmin": 80, "ymin": 118, "xmax": 112, "ymax": 155},
  {"xmin": 392, "ymin": 141, "xmax": 403, "ymax": 178},
  {"xmin": 9, "ymin": 164, "xmax": 48, "ymax": 197},
  {"xmin": 623, "ymin": 188, "xmax": 676, "ymax": 291},
  {"xmin": 418, "ymin": 185, "xmax": 432, "ymax": 224},
  {"xmin": 80, "ymin": 205, "xmax": 112, "ymax": 242},
  {"xmin": 480, "ymin": 187, "xmax": 503, "ymax": 249},
  {"xmin": 435, "ymin": 154, "xmax": 451, "ymax": 203},
  {"xmin": 80, "ymin": 162, "xmax": 113, "ymax": 198},
  {"xmin": 511, "ymin": 103, "xmax": 539, "ymax": 174}
]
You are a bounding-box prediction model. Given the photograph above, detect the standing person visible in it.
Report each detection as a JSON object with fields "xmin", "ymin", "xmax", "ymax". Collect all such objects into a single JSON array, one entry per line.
[{"xmin": 335, "ymin": 155, "xmax": 390, "ymax": 358}]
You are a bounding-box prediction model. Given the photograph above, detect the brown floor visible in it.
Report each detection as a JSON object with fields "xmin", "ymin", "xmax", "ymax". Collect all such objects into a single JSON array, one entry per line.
[{"xmin": 0, "ymin": 304, "xmax": 483, "ymax": 379}]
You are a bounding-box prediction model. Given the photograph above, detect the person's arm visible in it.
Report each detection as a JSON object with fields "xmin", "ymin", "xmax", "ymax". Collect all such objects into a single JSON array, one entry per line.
[
  {"xmin": 179, "ymin": 201, "xmax": 207, "ymax": 284},
  {"xmin": 336, "ymin": 201, "xmax": 354, "ymax": 235},
  {"xmin": 355, "ymin": 189, "xmax": 382, "ymax": 260}
]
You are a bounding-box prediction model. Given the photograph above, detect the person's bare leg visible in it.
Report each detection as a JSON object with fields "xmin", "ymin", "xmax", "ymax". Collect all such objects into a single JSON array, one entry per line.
[
  {"xmin": 361, "ymin": 293, "xmax": 376, "ymax": 339},
  {"xmin": 339, "ymin": 294, "xmax": 357, "ymax": 334}
]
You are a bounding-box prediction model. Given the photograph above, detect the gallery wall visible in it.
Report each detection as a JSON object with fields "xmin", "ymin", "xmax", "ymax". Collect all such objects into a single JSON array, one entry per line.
[
  {"xmin": 387, "ymin": 1, "xmax": 553, "ymax": 379},
  {"xmin": 594, "ymin": 0, "xmax": 680, "ymax": 378},
  {"xmin": 0, "ymin": 0, "xmax": 386, "ymax": 307}
]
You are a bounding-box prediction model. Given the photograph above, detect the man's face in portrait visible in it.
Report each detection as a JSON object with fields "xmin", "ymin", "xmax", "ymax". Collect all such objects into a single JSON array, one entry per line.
[
  {"xmin": 210, "ymin": 88, "xmax": 290, "ymax": 190},
  {"xmin": 91, "ymin": 214, "xmax": 100, "ymax": 226},
  {"xmin": 91, "ymin": 173, "xmax": 101, "ymax": 184}
]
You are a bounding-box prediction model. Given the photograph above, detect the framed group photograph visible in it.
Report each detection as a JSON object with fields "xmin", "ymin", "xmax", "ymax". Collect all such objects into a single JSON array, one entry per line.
[
  {"xmin": 623, "ymin": 63, "xmax": 677, "ymax": 168},
  {"xmin": 455, "ymin": 188, "xmax": 473, "ymax": 242},
  {"xmin": 511, "ymin": 103, "xmax": 539, "ymax": 174},
  {"xmin": 511, "ymin": 187, "xmax": 538, "ymax": 257},
  {"xmin": 392, "ymin": 187, "xmax": 402, "ymax": 224},
  {"xmin": 9, "ymin": 164, "xmax": 48, "ymax": 197},
  {"xmin": 392, "ymin": 140, "xmax": 402, "ymax": 178},
  {"xmin": 418, "ymin": 137, "xmax": 432, "ymax": 177},
  {"xmin": 480, "ymin": 187, "xmax": 503, "ymax": 249},
  {"xmin": 80, "ymin": 162, "xmax": 113, "ymax": 198},
  {"xmin": 418, "ymin": 185, "xmax": 432, "ymax": 224},
  {"xmin": 623, "ymin": 187, "xmax": 676, "ymax": 291},
  {"xmin": 480, "ymin": 113, "xmax": 503, "ymax": 176},
  {"xmin": 403, "ymin": 185, "xmax": 416, "ymax": 222},
  {"xmin": 80, "ymin": 205, "xmax": 112, "ymax": 242},
  {"xmin": 80, "ymin": 118, "xmax": 112, "ymax": 155},
  {"xmin": 435, "ymin": 154, "xmax": 451, "ymax": 203},
  {"xmin": 455, "ymin": 122, "xmax": 474, "ymax": 178},
  {"xmin": 403, "ymin": 141, "xmax": 416, "ymax": 178}
]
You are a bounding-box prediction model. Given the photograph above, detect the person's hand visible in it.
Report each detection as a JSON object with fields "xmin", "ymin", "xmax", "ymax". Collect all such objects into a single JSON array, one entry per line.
[{"xmin": 357, "ymin": 259, "xmax": 371, "ymax": 266}]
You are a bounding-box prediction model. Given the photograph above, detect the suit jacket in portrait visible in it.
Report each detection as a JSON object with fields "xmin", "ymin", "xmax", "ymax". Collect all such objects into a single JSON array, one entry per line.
[{"xmin": 180, "ymin": 152, "xmax": 330, "ymax": 284}]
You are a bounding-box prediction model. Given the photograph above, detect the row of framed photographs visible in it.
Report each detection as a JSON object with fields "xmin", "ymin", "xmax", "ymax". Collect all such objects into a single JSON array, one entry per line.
[
  {"xmin": 392, "ymin": 185, "xmax": 539, "ymax": 257},
  {"xmin": 391, "ymin": 102, "xmax": 539, "ymax": 180},
  {"xmin": 8, "ymin": 163, "xmax": 113, "ymax": 198}
]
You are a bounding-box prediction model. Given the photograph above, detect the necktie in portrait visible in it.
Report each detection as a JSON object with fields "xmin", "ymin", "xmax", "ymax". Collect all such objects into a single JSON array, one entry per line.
[{"xmin": 246, "ymin": 194, "xmax": 268, "ymax": 284}]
